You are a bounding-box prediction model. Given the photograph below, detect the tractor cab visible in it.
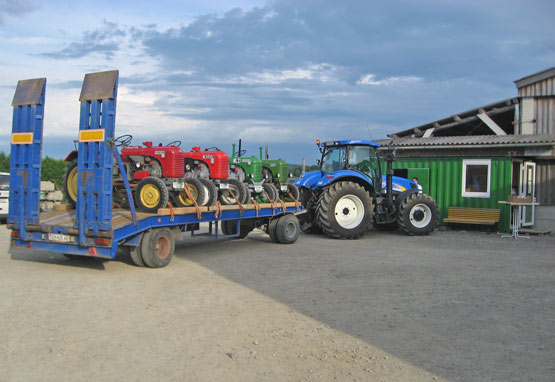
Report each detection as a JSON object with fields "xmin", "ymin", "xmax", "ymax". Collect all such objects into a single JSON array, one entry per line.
[{"xmin": 319, "ymin": 140, "xmax": 382, "ymax": 187}]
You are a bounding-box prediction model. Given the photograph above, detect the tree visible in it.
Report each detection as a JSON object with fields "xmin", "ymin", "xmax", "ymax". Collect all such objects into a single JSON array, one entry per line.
[{"xmin": 41, "ymin": 156, "xmax": 68, "ymax": 190}]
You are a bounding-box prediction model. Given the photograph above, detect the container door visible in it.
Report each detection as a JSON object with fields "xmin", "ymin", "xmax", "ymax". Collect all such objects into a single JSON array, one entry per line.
[{"xmin": 519, "ymin": 161, "xmax": 535, "ymax": 227}]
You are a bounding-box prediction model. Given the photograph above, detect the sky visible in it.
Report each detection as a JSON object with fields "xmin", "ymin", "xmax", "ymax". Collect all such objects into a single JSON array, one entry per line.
[{"xmin": 1, "ymin": 0, "xmax": 554, "ymax": 164}]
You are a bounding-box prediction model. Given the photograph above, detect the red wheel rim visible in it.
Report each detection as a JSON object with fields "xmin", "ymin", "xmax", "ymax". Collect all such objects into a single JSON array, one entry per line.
[{"xmin": 155, "ymin": 235, "xmax": 171, "ymax": 259}]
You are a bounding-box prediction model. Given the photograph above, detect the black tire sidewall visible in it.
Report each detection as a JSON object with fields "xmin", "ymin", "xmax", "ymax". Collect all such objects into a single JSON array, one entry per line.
[
  {"xmin": 141, "ymin": 228, "xmax": 174, "ymax": 268},
  {"xmin": 398, "ymin": 193, "xmax": 439, "ymax": 236},
  {"xmin": 135, "ymin": 177, "xmax": 169, "ymax": 213}
]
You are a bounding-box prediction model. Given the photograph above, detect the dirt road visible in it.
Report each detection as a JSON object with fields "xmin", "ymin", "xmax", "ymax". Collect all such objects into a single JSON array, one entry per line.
[{"xmin": 1, "ymin": 225, "xmax": 554, "ymax": 381}]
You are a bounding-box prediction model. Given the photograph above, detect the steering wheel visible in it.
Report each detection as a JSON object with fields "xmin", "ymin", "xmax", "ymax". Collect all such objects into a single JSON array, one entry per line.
[
  {"xmin": 238, "ymin": 149, "xmax": 247, "ymax": 156},
  {"xmin": 165, "ymin": 140, "xmax": 181, "ymax": 147},
  {"xmin": 114, "ymin": 134, "xmax": 133, "ymax": 147},
  {"xmin": 204, "ymin": 146, "xmax": 220, "ymax": 151}
]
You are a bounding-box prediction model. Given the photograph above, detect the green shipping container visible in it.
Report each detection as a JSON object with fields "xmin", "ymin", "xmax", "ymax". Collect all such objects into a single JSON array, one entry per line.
[{"xmin": 391, "ymin": 157, "xmax": 513, "ymax": 232}]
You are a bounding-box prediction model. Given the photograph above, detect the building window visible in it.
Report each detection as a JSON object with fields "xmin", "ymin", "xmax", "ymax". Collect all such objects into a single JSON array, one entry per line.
[{"xmin": 462, "ymin": 159, "xmax": 491, "ymax": 198}]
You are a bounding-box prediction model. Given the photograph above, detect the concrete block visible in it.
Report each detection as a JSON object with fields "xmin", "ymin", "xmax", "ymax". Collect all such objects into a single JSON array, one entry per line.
[
  {"xmin": 46, "ymin": 191, "xmax": 63, "ymax": 201},
  {"xmin": 40, "ymin": 181, "xmax": 55, "ymax": 192}
]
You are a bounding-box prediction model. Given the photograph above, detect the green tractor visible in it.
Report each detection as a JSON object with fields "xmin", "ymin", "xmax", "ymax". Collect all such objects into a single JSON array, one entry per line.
[
  {"xmin": 259, "ymin": 143, "xmax": 300, "ymax": 202},
  {"xmin": 228, "ymin": 140, "xmax": 279, "ymax": 203}
]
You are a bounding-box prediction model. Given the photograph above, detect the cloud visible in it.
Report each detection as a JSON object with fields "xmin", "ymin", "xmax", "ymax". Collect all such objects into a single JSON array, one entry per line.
[
  {"xmin": 0, "ymin": 0, "xmax": 41, "ymax": 25},
  {"xmin": 357, "ymin": 74, "xmax": 422, "ymax": 86},
  {"xmin": 39, "ymin": 20, "xmax": 127, "ymax": 60}
]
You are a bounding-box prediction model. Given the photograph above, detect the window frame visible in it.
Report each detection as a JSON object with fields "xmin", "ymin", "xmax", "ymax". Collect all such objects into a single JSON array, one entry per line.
[{"xmin": 461, "ymin": 159, "xmax": 491, "ymax": 198}]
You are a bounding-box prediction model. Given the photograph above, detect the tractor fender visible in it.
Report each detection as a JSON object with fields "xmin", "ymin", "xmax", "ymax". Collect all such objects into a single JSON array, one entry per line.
[
  {"xmin": 393, "ymin": 189, "xmax": 419, "ymax": 211},
  {"xmin": 293, "ymin": 170, "xmax": 323, "ymax": 188},
  {"xmin": 64, "ymin": 150, "xmax": 78, "ymax": 162}
]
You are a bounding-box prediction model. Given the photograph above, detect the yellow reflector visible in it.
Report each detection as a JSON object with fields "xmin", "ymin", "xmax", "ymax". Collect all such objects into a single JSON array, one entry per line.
[
  {"xmin": 79, "ymin": 129, "xmax": 105, "ymax": 142},
  {"xmin": 12, "ymin": 132, "xmax": 34, "ymax": 144}
]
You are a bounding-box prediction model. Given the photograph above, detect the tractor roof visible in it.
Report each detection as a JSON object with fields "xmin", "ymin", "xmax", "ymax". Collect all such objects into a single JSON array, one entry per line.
[{"xmin": 323, "ymin": 140, "xmax": 380, "ymax": 148}]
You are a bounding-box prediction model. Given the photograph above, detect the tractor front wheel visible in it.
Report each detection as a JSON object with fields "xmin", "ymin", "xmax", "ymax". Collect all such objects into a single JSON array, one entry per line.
[
  {"xmin": 317, "ymin": 181, "xmax": 373, "ymax": 239},
  {"xmin": 397, "ymin": 193, "xmax": 439, "ymax": 236},
  {"xmin": 135, "ymin": 177, "xmax": 169, "ymax": 213}
]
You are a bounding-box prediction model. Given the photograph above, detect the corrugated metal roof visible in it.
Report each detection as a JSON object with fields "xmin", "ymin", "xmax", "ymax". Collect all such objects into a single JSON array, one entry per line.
[
  {"xmin": 380, "ymin": 134, "xmax": 555, "ymax": 147},
  {"xmin": 514, "ymin": 67, "xmax": 555, "ymax": 89}
]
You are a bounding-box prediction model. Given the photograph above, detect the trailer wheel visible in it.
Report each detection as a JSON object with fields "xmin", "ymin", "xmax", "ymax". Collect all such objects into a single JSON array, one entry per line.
[
  {"xmin": 128, "ymin": 242, "xmax": 145, "ymax": 267},
  {"xmin": 267, "ymin": 218, "xmax": 279, "ymax": 243},
  {"xmin": 140, "ymin": 228, "xmax": 175, "ymax": 268},
  {"xmin": 397, "ymin": 193, "xmax": 439, "ymax": 236},
  {"xmin": 317, "ymin": 181, "xmax": 373, "ymax": 239},
  {"xmin": 275, "ymin": 214, "xmax": 300, "ymax": 244},
  {"xmin": 199, "ymin": 178, "xmax": 218, "ymax": 206},
  {"xmin": 136, "ymin": 177, "xmax": 169, "ymax": 213},
  {"xmin": 175, "ymin": 179, "xmax": 206, "ymax": 207},
  {"xmin": 219, "ymin": 179, "xmax": 246, "ymax": 205},
  {"xmin": 63, "ymin": 160, "xmax": 78, "ymax": 207}
]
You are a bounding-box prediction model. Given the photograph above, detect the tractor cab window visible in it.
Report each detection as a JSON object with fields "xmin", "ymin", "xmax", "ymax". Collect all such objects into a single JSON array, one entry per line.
[
  {"xmin": 347, "ymin": 146, "xmax": 380, "ymax": 179},
  {"xmin": 321, "ymin": 146, "xmax": 346, "ymax": 173}
]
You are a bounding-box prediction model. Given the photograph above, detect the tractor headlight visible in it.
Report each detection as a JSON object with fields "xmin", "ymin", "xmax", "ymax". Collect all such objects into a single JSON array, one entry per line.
[
  {"xmin": 276, "ymin": 173, "xmax": 280, "ymax": 178},
  {"xmin": 264, "ymin": 173, "xmax": 269, "ymax": 179},
  {"xmin": 248, "ymin": 173, "xmax": 253, "ymax": 179},
  {"xmin": 288, "ymin": 172, "xmax": 293, "ymax": 178}
]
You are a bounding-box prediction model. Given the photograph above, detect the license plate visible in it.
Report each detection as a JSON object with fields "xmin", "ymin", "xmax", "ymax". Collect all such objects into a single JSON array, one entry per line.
[
  {"xmin": 254, "ymin": 185, "xmax": 263, "ymax": 193},
  {"xmin": 173, "ymin": 180, "xmax": 185, "ymax": 189},
  {"xmin": 48, "ymin": 233, "xmax": 71, "ymax": 243},
  {"xmin": 280, "ymin": 185, "xmax": 288, "ymax": 192},
  {"xmin": 219, "ymin": 183, "xmax": 229, "ymax": 190}
]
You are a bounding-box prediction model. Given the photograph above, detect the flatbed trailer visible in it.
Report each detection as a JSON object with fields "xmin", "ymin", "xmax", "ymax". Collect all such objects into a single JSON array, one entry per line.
[{"xmin": 7, "ymin": 70, "xmax": 302, "ymax": 268}]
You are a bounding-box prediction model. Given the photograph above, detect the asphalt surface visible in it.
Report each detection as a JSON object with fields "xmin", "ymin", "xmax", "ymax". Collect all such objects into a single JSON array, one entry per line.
[{"xmin": 1, "ymin": 224, "xmax": 554, "ymax": 381}]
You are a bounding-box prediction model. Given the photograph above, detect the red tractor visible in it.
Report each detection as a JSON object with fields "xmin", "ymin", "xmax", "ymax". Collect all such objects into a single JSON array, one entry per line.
[
  {"xmin": 63, "ymin": 135, "xmax": 208, "ymax": 213},
  {"xmin": 183, "ymin": 146, "xmax": 249, "ymax": 205}
]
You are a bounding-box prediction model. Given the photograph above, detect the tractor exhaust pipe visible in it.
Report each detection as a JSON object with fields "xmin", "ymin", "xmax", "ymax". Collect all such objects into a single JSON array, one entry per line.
[{"xmin": 238, "ymin": 139, "xmax": 242, "ymax": 157}]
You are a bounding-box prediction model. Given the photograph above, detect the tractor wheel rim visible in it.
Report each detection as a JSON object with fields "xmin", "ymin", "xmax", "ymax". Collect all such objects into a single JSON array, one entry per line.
[
  {"xmin": 179, "ymin": 184, "xmax": 198, "ymax": 206},
  {"xmin": 221, "ymin": 185, "xmax": 239, "ymax": 204},
  {"xmin": 155, "ymin": 235, "xmax": 171, "ymax": 259},
  {"xmin": 334, "ymin": 194, "xmax": 364, "ymax": 229},
  {"xmin": 409, "ymin": 203, "xmax": 432, "ymax": 228},
  {"xmin": 140, "ymin": 184, "xmax": 160, "ymax": 208},
  {"xmin": 68, "ymin": 166, "xmax": 78, "ymax": 202}
]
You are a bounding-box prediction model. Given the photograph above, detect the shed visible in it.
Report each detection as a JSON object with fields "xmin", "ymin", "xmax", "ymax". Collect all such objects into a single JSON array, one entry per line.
[{"xmin": 383, "ymin": 67, "xmax": 555, "ymax": 233}]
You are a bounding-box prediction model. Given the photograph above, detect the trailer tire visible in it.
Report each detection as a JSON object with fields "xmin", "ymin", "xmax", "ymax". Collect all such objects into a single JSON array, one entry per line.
[
  {"xmin": 63, "ymin": 160, "xmax": 78, "ymax": 208},
  {"xmin": 275, "ymin": 214, "xmax": 300, "ymax": 244},
  {"xmin": 397, "ymin": 193, "xmax": 439, "ymax": 236},
  {"xmin": 268, "ymin": 218, "xmax": 279, "ymax": 243},
  {"xmin": 128, "ymin": 242, "xmax": 145, "ymax": 267},
  {"xmin": 317, "ymin": 181, "xmax": 373, "ymax": 239},
  {"xmin": 199, "ymin": 178, "xmax": 218, "ymax": 206},
  {"xmin": 140, "ymin": 228, "xmax": 175, "ymax": 268},
  {"xmin": 136, "ymin": 177, "xmax": 169, "ymax": 213}
]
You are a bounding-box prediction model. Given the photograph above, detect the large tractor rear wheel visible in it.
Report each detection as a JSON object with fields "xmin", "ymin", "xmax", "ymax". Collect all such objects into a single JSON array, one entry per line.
[
  {"xmin": 175, "ymin": 179, "xmax": 206, "ymax": 207},
  {"xmin": 135, "ymin": 177, "xmax": 169, "ymax": 213},
  {"xmin": 317, "ymin": 181, "xmax": 373, "ymax": 239},
  {"xmin": 397, "ymin": 193, "xmax": 439, "ymax": 236},
  {"xmin": 63, "ymin": 160, "xmax": 78, "ymax": 207}
]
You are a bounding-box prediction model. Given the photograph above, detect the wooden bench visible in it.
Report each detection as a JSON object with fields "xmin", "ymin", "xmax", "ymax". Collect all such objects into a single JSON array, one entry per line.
[{"xmin": 443, "ymin": 207, "xmax": 500, "ymax": 226}]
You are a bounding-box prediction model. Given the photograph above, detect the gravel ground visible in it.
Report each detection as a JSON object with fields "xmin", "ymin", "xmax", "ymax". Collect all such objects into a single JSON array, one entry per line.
[{"xmin": 1, "ymin": 224, "xmax": 554, "ymax": 381}]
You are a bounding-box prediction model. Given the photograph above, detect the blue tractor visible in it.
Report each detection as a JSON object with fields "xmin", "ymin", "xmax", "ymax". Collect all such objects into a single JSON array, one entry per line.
[{"xmin": 294, "ymin": 140, "xmax": 439, "ymax": 239}]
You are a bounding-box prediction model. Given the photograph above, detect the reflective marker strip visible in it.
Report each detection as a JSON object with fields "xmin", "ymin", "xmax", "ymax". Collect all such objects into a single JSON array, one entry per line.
[
  {"xmin": 79, "ymin": 129, "xmax": 105, "ymax": 142},
  {"xmin": 12, "ymin": 132, "xmax": 34, "ymax": 144}
]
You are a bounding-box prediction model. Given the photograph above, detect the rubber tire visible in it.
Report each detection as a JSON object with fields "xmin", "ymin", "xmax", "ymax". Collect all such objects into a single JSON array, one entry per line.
[
  {"xmin": 219, "ymin": 179, "xmax": 246, "ymax": 205},
  {"xmin": 257, "ymin": 183, "xmax": 278, "ymax": 203},
  {"xmin": 220, "ymin": 219, "xmax": 253, "ymax": 239},
  {"xmin": 175, "ymin": 178, "xmax": 206, "ymax": 207},
  {"xmin": 199, "ymin": 178, "xmax": 218, "ymax": 206},
  {"xmin": 135, "ymin": 177, "xmax": 169, "ymax": 213},
  {"xmin": 268, "ymin": 218, "xmax": 279, "ymax": 243},
  {"xmin": 63, "ymin": 160, "xmax": 78, "ymax": 208},
  {"xmin": 282, "ymin": 183, "xmax": 300, "ymax": 202},
  {"xmin": 140, "ymin": 228, "xmax": 175, "ymax": 268},
  {"xmin": 238, "ymin": 181, "xmax": 249, "ymax": 204},
  {"xmin": 397, "ymin": 193, "xmax": 439, "ymax": 236},
  {"xmin": 128, "ymin": 240, "xmax": 145, "ymax": 267},
  {"xmin": 275, "ymin": 214, "xmax": 300, "ymax": 244},
  {"xmin": 317, "ymin": 181, "xmax": 373, "ymax": 239}
]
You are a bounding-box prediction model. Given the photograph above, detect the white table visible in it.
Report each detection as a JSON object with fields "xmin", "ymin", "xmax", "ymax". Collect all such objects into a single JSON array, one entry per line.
[{"xmin": 498, "ymin": 201, "xmax": 540, "ymax": 239}]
